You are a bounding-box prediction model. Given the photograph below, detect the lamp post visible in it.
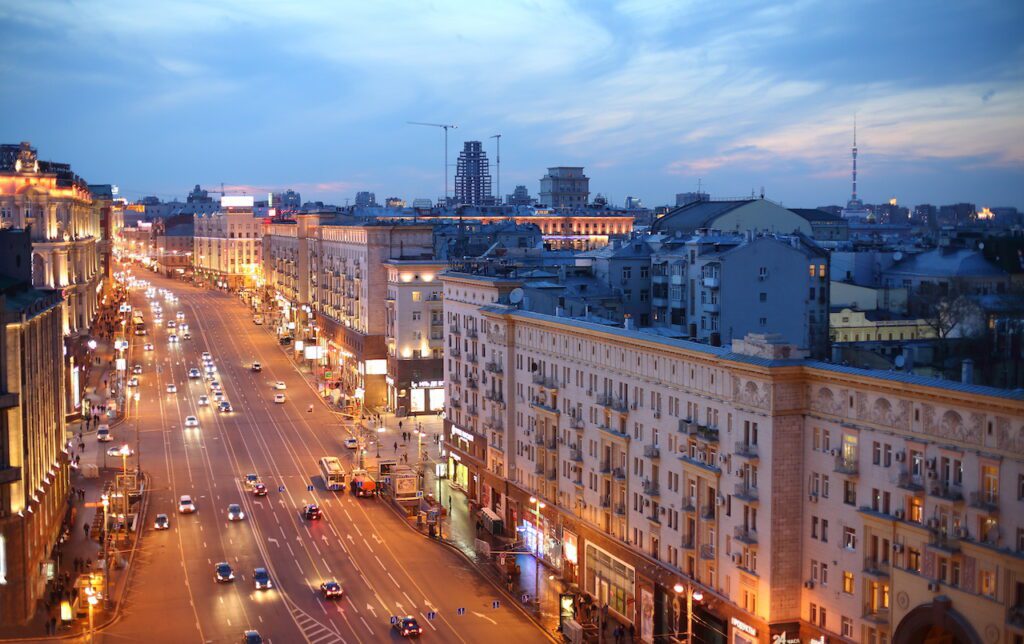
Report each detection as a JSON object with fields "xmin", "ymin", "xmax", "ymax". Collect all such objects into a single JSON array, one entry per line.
[
  {"xmin": 100, "ymin": 494, "xmax": 109, "ymax": 609},
  {"xmin": 529, "ymin": 496, "xmax": 545, "ymax": 608},
  {"xmin": 118, "ymin": 444, "xmax": 131, "ymax": 476},
  {"xmin": 84, "ymin": 588, "xmax": 100, "ymax": 644},
  {"xmin": 673, "ymin": 581, "xmax": 703, "ymax": 643},
  {"xmin": 133, "ymin": 392, "xmax": 141, "ymax": 475}
]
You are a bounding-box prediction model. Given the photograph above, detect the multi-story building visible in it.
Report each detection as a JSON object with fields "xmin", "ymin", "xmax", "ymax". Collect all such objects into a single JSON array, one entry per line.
[
  {"xmin": 384, "ymin": 260, "xmax": 446, "ymax": 414},
  {"xmin": 87, "ymin": 184, "xmax": 124, "ymax": 287},
  {"xmin": 454, "ymin": 141, "xmax": 493, "ymax": 206},
  {"xmin": 355, "ymin": 191, "xmax": 377, "ymax": 208},
  {"xmin": 506, "ymin": 185, "xmax": 535, "ymax": 206},
  {"xmin": 540, "ymin": 167, "xmax": 590, "ymax": 209},
  {"xmin": 154, "ymin": 219, "xmax": 194, "ymax": 276},
  {"xmin": 0, "ymin": 142, "xmax": 102, "ymax": 336},
  {"xmin": 676, "ymin": 191, "xmax": 710, "ymax": 207},
  {"xmin": 262, "ymin": 217, "xmax": 435, "ymax": 408},
  {"xmin": 441, "ymin": 268, "xmax": 1024, "ymax": 644},
  {"xmin": 193, "ymin": 196, "xmax": 263, "ymax": 288},
  {"xmin": 0, "ymin": 228, "xmax": 68, "ymax": 624}
]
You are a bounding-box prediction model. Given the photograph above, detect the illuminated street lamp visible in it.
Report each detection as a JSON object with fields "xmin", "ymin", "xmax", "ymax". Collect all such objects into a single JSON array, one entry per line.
[
  {"xmin": 117, "ymin": 444, "xmax": 131, "ymax": 475},
  {"xmin": 673, "ymin": 581, "xmax": 703, "ymax": 642},
  {"xmin": 84, "ymin": 587, "xmax": 101, "ymax": 644}
]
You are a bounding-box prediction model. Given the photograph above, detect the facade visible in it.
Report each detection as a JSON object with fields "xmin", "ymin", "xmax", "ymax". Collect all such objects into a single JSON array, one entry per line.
[
  {"xmin": 155, "ymin": 221, "xmax": 194, "ymax": 275},
  {"xmin": 384, "ymin": 260, "xmax": 445, "ymax": 415},
  {"xmin": 506, "ymin": 185, "xmax": 535, "ymax": 206},
  {"xmin": 0, "ymin": 229, "xmax": 68, "ymax": 624},
  {"xmin": 440, "ymin": 278, "xmax": 1024, "ymax": 644},
  {"xmin": 193, "ymin": 197, "xmax": 263, "ymax": 288},
  {"xmin": 540, "ymin": 167, "xmax": 590, "ymax": 209},
  {"xmin": 262, "ymin": 217, "xmax": 435, "ymax": 408},
  {"xmin": 355, "ymin": 191, "xmax": 377, "ymax": 208},
  {"xmin": 830, "ymin": 308, "xmax": 936, "ymax": 343},
  {"xmin": 454, "ymin": 141, "xmax": 493, "ymax": 206},
  {"xmin": 0, "ymin": 142, "xmax": 102, "ymax": 336}
]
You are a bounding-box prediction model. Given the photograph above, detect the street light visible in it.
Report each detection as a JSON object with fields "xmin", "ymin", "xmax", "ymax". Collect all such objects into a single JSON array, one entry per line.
[
  {"xmin": 117, "ymin": 444, "xmax": 131, "ymax": 476},
  {"xmin": 529, "ymin": 496, "xmax": 545, "ymax": 607},
  {"xmin": 673, "ymin": 582, "xmax": 703, "ymax": 642},
  {"xmin": 133, "ymin": 392, "xmax": 141, "ymax": 474},
  {"xmin": 84, "ymin": 587, "xmax": 101, "ymax": 644}
]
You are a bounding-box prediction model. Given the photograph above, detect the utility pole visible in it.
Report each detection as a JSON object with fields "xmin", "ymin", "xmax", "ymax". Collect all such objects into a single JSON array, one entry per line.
[
  {"xmin": 490, "ymin": 134, "xmax": 502, "ymax": 205},
  {"xmin": 407, "ymin": 122, "xmax": 458, "ymax": 204}
]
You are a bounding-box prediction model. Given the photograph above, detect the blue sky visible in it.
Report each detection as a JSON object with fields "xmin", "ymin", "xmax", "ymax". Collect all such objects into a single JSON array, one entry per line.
[{"xmin": 1, "ymin": 0, "xmax": 1022, "ymax": 209}]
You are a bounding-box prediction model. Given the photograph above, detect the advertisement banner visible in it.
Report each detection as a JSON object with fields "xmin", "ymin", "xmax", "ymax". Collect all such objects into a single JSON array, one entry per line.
[{"xmin": 641, "ymin": 588, "xmax": 654, "ymax": 643}]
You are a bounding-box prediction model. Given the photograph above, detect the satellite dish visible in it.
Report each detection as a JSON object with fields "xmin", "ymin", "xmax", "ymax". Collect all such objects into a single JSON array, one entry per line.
[
  {"xmin": 893, "ymin": 252, "xmax": 903, "ymax": 261},
  {"xmin": 895, "ymin": 355, "xmax": 906, "ymax": 369},
  {"xmin": 509, "ymin": 288, "xmax": 524, "ymax": 305}
]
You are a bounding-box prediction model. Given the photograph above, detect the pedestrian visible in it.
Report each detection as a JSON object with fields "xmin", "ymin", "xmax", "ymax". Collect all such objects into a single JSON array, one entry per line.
[
  {"xmin": 83, "ymin": 523, "xmax": 90, "ymax": 538},
  {"xmin": 393, "ymin": 441, "xmax": 398, "ymax": 452}
]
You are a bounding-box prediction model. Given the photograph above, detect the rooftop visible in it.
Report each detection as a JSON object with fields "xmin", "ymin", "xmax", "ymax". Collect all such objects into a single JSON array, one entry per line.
[{"xmin": 883, "ymin": 247, "xmax": 1007, "ymax": 278}]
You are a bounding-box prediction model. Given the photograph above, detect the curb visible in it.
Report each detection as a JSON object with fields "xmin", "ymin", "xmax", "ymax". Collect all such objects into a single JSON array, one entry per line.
[{"xmin": 377, "ymin": 493, "xmax": 562, "ymax": 643}]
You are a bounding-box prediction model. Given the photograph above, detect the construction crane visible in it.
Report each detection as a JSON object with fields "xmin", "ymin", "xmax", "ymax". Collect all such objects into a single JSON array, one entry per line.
[
  {"xmin": 490, "ymin": 134, "xmax": 502, "ymax": 206},
  {"xmin": 407, "ymin": 121, "xmax": 457, "ymax": 204}
]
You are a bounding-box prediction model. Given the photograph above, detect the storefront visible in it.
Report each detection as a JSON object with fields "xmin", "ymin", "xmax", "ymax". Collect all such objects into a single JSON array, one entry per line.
[
  {"xmin": 562, "ymin": 530, "xmax": 579, "ymax": 585},
  {"xmin": 520, "ymin": 514, "xmax": 562, "ymax": 572},
  {"xmin": 729, "ymin": 616, "xmax": 759, "ymax": 644},
  {"xmin": 584, "ymin": 541, "xmax": 635, "ymax": 623},
  {"xmin": 448, "ymin": 452, "xmax": 469, "ymax": 490},
  {"xmin": 693, "ymin": 603, "xmax": 728, "ymax": 644}
]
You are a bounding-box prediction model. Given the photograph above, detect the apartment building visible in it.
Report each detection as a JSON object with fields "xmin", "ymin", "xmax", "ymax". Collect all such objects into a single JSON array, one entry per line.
[
  {"xmin": 262, "ymin": 216, "xmax": 435, "ymax": 408},
  {"xmin": 384, "ymin": 260, "xmax": 445, "ymax": 414},
  {"xmin": 0, "ymin": 229, "xmax": 68, "ymax": 624},
  {"xmin": 441, "ymin": 268, "xmax": 1024, "ymax": 644},
  {"xmin": 193, "ymin": 196, "xmax": 262, "ymax": 288}
]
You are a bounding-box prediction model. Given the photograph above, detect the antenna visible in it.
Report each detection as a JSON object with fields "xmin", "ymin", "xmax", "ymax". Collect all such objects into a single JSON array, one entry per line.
[
  {"xmin": 490, "ymin": 134, "xmax": 502, "ymax": 205},
  {"xmin": 407, "ymin": 121, "xmax": 458, "ymax": 205}
]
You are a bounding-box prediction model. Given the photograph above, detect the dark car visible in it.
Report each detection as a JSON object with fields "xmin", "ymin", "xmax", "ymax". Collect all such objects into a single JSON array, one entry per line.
[
  {"xmin": 303, "ymin": 503, "xmax": 322, "ymax": 520},
  {"xmin": 279, "ymin": 336, "xmax": 293, "ymax": 346},
  {"xmin": 215, "ymin": 562, "xmax": 235, "ymax": 583},
  {"xmin": 218, "ymin": 401, "xmax": 233, "ymax": 413},
  {"xmin": 320, "ymin": 580, "xmax": 343, "ymax": 599},
  {"xmin": 253, "ymin": 567, "xmax": 272, "ymax": 590},
  {"xmin": 253, "ymin": 483, "xmax": 267, "ymax": 497},
  {"xmin": 393, "ymin": 616, "xmax": 422, "ymax": 638},
  {"xmin": 242, "ymin": 631, "xmax": 262, "ymax": 644}
]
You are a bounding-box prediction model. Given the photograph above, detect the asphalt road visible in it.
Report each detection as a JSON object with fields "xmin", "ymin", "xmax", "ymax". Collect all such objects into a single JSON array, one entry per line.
[{"xmin": 99, "ymin": 269, "xmax": 545, "ymax": 644}]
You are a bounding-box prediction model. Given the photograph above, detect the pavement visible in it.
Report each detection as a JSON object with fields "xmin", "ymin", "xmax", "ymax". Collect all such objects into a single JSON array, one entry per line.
[{"xmin": 63, "ymin": 264, "xmax": 547, "ymax": 644}]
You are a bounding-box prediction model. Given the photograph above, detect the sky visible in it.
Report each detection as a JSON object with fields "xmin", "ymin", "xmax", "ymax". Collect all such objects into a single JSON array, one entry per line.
[{"xmin": 1, "ymin": 0, "xmax": 1022, "ymax": 209}]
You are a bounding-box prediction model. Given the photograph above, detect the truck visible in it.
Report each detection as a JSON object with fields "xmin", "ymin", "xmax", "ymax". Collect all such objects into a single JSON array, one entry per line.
[{"xmin": 349, "ymin": 468, "xmax": 376, "ymax": 498}]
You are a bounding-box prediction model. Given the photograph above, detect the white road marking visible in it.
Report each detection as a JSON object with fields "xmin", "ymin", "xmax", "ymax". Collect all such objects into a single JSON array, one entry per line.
[
  {"xmin": 473, "ymin": 611, "xmax": 498, "ymax": 624},
  {"xmin": 387, "ymin": 572, "xmax": 399, "ymax": 586},
  {"xmin": 358, "ymin": 616, "xmax": 373, "ymax": 635},
  {"xmin": 403, "ymin": 591, "xmax": 415, "ymax": 607},
  {"xmin": 420, "ymin": 612, "xmax": 438, "ymax": 630}
]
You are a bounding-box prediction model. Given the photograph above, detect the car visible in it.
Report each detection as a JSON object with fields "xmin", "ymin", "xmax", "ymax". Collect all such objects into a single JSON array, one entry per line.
[
  {"xmin": 253, "ymin": 567, "xmax": 272, "ymax": 590},
  {"xmin": 184, "ymin": 416, "xmax": 199, "ymax": 428},
  {"xmin": 132, "ymin": 364, "xmax": 143, "ymax": 374},
  {"xmin": 178, "ymin": 495, "xmax": 195, "ymax": 513},
  {"xmin": 253, "ymin": 315, "xmax": 263, "ymax": 325},
  {"xmin": 393, "ymin": 616, "xmax": 423, "ymax": 638},
  {"xmin": 320, "ymin": 580, "xmax": 344, "ymax": 599},
  {"xmin": 205, "ymin": 364, "xmax": 217, "ymax": 374},
  {"xmin": 303, "ymin": 504, "xmax": 322, "ymax": 520},
  {"xmin": 242, "ymin": 630, "xmax": 263, "ymax": 644},
  {"xmin": 218, "ymin": 401, "xmax": 233, "ymax": 413},
  {"xmin": 251, "ymin": 362, "xmax": 262, "ymax": 372},
  {"xmin": 215, "ymin": 562, "xmax": 234, "ymax": 583},
  {"xmin": 252, "ymin": 483, "xmax": 268, "ymax": 497},
  {"xmin": 106, "ymin": 446, "xmax": 134, "ymax": 458},
  {"xmin": 273, "ymin": 393, "xmax": 286, "ymax": 404},
  {"xmin": 209, "ymin": 380, "xmax": 222, "ymax": 391},
  {"xmin": 96, "ymin": 426, "xmax": 112, "ymax": 442},
  {"xmin": 343, "ymin": 437, "xmax": 359, "ymax": 450},
  {"xmin": 154, "ymin": 513, "xmax": 170, "ymax": 530},
  {"xmin": 144, "ymin": 343, "xmax": 154, "ymax": 351},
  {"xmin": 244, "ymin": 473, "xmax": 261, "ymax": 489},
  {"xmin": 166, "ymin": 383, "xmax": 177, "ymax": 393},
  {"xmin": 274, "ymin": 381, "xmax": 287, "ymax": 390},
  {"xmin": 128, "ymin": 376, "xmax": 139, "ymax": 387},
  {"xmin": 227, "ymin": 503, "xmax": 245, "ymax": 521},
  {"xmin": 176, "ymin": 311, "xmax": 185, "ymax": 320},
  {"xmin": 168, "ymin": 334, "xmax": 178, "ymax": 343},
  {"xmin": 213, "ymin": 391, "xmax": 226, "ymax": 403},
  {"xmin": 182, "ymin": 331, "xmax": 192, "ymax": 340},
  {"xmin": 201, "ymin": 352, "xmax": 212, "ymax": 361},
  {"xmin": 188, "ymin": 368, "xmax": 201, "ymax": 379},
  {"xmin": 166, "ymin": 320, "xmax": 176, "ymax": 328},
  {"xmin": 279, "ymin": 336, "xmax": 292, "ymax": 346},
  {"xmin": 198, "ymin": 395, "xmax": 210, "ymax": 406}
]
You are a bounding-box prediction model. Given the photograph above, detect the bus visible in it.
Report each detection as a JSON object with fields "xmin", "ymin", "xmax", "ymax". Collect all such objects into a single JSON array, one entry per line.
[
  {"xmin": 319, "ymin": 457, "xmax": 347, "ymax": 491},
  {"xmin": 132, "ymin": 313, "xmax": 146, "ymax": 335}
]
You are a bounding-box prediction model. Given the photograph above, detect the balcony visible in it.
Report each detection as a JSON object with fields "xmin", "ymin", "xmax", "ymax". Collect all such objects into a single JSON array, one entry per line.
[
  {"xmin": 733, "ymin": 525, "xmax": 759, "ymax": 545},
  {"xmin": 449, "ymin": 324, "xmax": 461, "ymax": 335},
  {"xmin": 680, "ymin": 535, "xmax": 695, "ymax": 550},
  {"xmin": 700, "ymin": 505, "xmax": 716, "ymax": 520},
  {"xmin": 466, "ymin": 378, "xmax": 478, "ymax": 390},
  {"xmin": 570, "ymin": 417, "xmax": 585, "ymax": 430},
  {"xmin": 928, "ymin": 481, "xmax": 964, "ymax": 504},
  {"xmin": 572, "ymin": 477, "xmax": 584, "ymax": 488},
  {"xmin": 679, "ymin": 419, "xmax": 698, "ymax": 435},
  {"xmin": 734, "ymin": 483, "xmax": 759, "ymax": 503},
  {"xmin": 647, "ymin": 512, "xmax": 661, "ymax": 525},
  {"xmin": 643, "ymin": 445, "xmax": 661, "ymax": 459},
  {"xmin": 570, "ymin": 448, "xmax": 583, "ymax": 462},
  {"xmin": 466, "ymin": 328, "xmax": 478, "ymax": 339},
  {"xmin": 702, "ymin": 302, "xmax": 720, "ymax": 314},
  {"xmin": 532, "ymin": 374, "xmax": 559, "ymax": 390},
  {"xmin": 546, "ymin": 468, "xmax": 557, "ymax": 481},
  {"xmin": 597, "ymin": 393, "xmax": 630, "ymax": 413},
  {"xmin": 484, "ymin": 390, "xmax": 504, "ymax": 404},
  {"xmin": 695, "ymin": 425, "xmax": 719, "ymax": 443},
  {"xmin": 700, "ymin": 544, "xmax": 715, "ymax": 560},
  {"xmin": 485, "ymin": 361, "xmax": 503, "ymax": 374},
  {"xmin": 613, "ymin": 467, "xmax": 627, "ymax": 481},
  {"xmin": 896, "ymin": 471, "xmax": 925, "ymax": 493},
  {"xmin": 702, "ymin": 276, "xmax": 719, "ymax": 289},
  {"xmin": 466, "ymin": 404, "xmax": 478, "ymax": 416},
  {"xmin": 1008, "ymin": 606, "xmax": 1024, "ymax": 628},
  {"xmin": 530, "ymin": 397, "xmax": 559, "ymax": 415},
  {"xmin": 465, "ymin": 353, "xmax": 478, "ymax": 364},
  {"xmin": 483, "ymin": 417, "xmax": 503, "ymax": 432},
  {"xmin": 600, "ymin": 495, "xmax": 612, "ymax": 509},
  {"xmin": 533, "ymin": 433, "xmax": 546, "ymax": 446},
  {"xmin": 534, "ymin": 462, "xmax": 545, "ymax": 475},
  {"xmin": 449, "ymin": 346, "xmax": 461, "ymax": 358},
  {"xmin": 969, "ymin": 491, "xmax": 999, "ymax": 514},
  {"xmin": 834, "ymin": 454, "xmax": 859, "ymax": 476},
  {"xmin": 681, "ymin": 496, "xmax": 696, "ymax": 512},
  {"xmin": 863, "ymin": 557, "xmax": 891, "ymax": 578},
  {"xmin": 614, "ymin": 504, "xmax": 626, "ymax": 516},
  {"xmin": 642, "ymin": 480, "xmax": 660, "ymax": 497},
  {"xmin": 599, "ymin": 460, "xmax": 612, "ymax": 475},
  {"xmin": 734, "ymin": 442, "xmax": 759, "ymax": 460},
  {"xmin": 862, "ymin": 605, "xmax": 890, "ymax": 625}
]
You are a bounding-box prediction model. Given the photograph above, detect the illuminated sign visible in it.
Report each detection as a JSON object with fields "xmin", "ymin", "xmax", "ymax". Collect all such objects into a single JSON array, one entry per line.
[
  {"xmin": 731, "ymin": 617, "xmax": 757, "ymax": 637},
  {"xmin": 413, "ymin": 380, "xmax": 443, "ymax": 388},
  {"xmin": 771, "ymin": 632, "xmax": 801, "ymax": 644},
  {"xmin": 451, "ymin": 426, "xmax": 474, "ymax": 442},
  {"xmin": 221, "ymin": 195, "xmax": 254, "ymax": 208},
  {"xmin": 365, "ymin": 359, "xmax": 387, "ymax": 375}
]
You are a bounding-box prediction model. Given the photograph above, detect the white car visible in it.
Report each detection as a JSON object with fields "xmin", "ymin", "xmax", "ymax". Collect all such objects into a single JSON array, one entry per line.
[
  {"xmin": 201, "ymin": 352, "xmax": 212, "ymax": 361},
  {"xmin": 184, "ymin": 416, "xmax": 199, "ymax": 428},
  {"xmin": 198, "ymin": 394, "xmax": 210, "ymax": 406},
  {"xmin": 205, "ymin": 364, "xmax": 217, "ymax": 374},
  {"xmin": 166, "ymin": 320, "xmax": 176, "ymax": 328},
  {"xmin": 168, "ymin": 334, "xmax": 178, "ymax": 343},
  {"xmin": 188, "ymin": 368, "xmax": 201, "ymax": 379},
  {"xmin": 106, "ymin": 446, "xmax": 134, "ymax": 458},
  {"xmin": 132, "ymin": 364, "xmax": 143, "ymax": 374},
  {"xmin": 144, "ymin": 343, "xmax": 154, "ymax": 351},
  {"xmin": 213, "ymin": 391, "xmax": 226, "ymax": 402},
  {"xmin": 154, "ymin": 514, "xmax": 170, "ymax": 530},
  {"xmin": 273, "ymin": 393, "xmax": 286, "ymax": 404},
  {"xmin": 128, "ymin": 377, "xmax": 139, "ymax": 387},
  {"xmin": 96, "ymin": 426, "xmax": 112, "ymax": 442},
  {"xmin": 176, "ymin": 311, "xmax": 185, "ymax": 320},
  {"xmin": 274, "ymin": 381, "xmax": 287, "ymax": 390},
  {"xmin": 166, "ymin": 383, "xmax": 177, "ymax": 393},
  {"xmin": 178, "ymin": 495, "xmax": 196, "ymax": 514},
  {"xmin": 344, "ymin": 437, "xmax": 359, "ymax": 449}
]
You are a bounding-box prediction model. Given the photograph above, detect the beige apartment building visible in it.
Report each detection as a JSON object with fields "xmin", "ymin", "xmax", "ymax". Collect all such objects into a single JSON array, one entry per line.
[
  {"xmin": 193, "ymin": 197, "xmax": 262, "ymax": 288},
  {"xmin": 384, "ymin": 260, "xmax": 445, "ymax": 415},
  {"xmin": 442, "ymin": 269, "xmax": 1024, "ymax": 644}
]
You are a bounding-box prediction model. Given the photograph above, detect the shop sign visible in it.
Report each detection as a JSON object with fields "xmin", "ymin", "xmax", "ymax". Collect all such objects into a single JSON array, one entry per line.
[
  {"xmin": 771, "ymin": 631, "xmax": 801, "ymax": 644},
  {"xmin": 413, "ymin": 380, "xmax": 443, "ymax": 388},
  {"xmin": 451, "ymin": 426, "xmax": 474, "ymax": 442},
  {"xmin": 731, "ymin": 617, "xmax": 757, "ymax": 637},
  {"xmin": 563, "ymin": 530, "xmax": 578, "ymax": 564}
]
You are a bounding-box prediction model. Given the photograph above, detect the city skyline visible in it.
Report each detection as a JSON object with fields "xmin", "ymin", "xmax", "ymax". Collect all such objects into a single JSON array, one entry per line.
[{"xmin": 1, "ymin": 1, "xmax": 1022, "ymax": 209}]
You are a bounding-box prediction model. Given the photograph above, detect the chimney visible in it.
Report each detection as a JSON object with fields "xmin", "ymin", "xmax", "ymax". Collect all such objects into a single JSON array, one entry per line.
[
  {"xmin": 624, "ymin": 314, "xmax": 635, "ymax": 330},
  {"xmin": 555, "ymin": 306, "xmax": 565, "ymax": 318},
  {"xmin": 961, "ymin": 359, "xmax": 974, "ymax": 385}
]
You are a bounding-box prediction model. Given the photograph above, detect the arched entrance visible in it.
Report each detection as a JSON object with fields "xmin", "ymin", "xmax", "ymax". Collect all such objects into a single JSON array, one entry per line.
[{"xmin": 894, "ymin": 597, "xmax": 981, "ymax": 644}]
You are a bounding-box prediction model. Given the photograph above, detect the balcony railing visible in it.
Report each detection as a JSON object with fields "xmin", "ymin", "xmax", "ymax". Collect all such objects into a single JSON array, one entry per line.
[
  {"xmin": 485, "ymin": 361, "xmax": 503, "ymax": 374},
  {"xmin": 600, "ymin": 495, "xmax": 611, "ymax": 508},
  {"xmin": 643, "ymin": 445, "xmax": 661, "ymax": 459},
  {"xmin": 614, "ymin": 504, "xmax": 626, "ymax": 516},
  {"xmin": 533, "ymin": 433, "xmax": 546, "ymax": 446},
  {"xmin": 596, "ymin": 393, "xmax": 629, "ymax": 413},
  {"xmin": 863, "ymin": 557, "xmax": 891, "ymax": 577},
  {"xmin": 466, "ymin": 378, "xmax": 478, "ymax": 389},
  {"xmin": 642, "ymin": 480, "xmax": 660, "ymax": 497},
  {"xmin": 534, "ymin": 462, "xmax": 545, "ymax": 474},
  {"xmin": 834, "ymin": 454, "xmax": 859, "ymax": 476},
  {"xmin": 928, "ymin": 481, "xmax": 964, "ymax": 503},
  {"xmin": 599, "ymin": 460, "xmax": 611, "ymax": 474},
  {"xmin": 862, "ymin": 605, "xmax": 890, "ymax": 624},
  {"xmin": 546, "ymin": 468, "xmax": 557, "ymax": 481},
  {"xmin": 465, "ymin": 353, "xmax": 478, "ymax": 364},
  {"xmin": 466, "ymin": 328, "xmax": 478, "ymax": 339},
  {"xmin": 613, "ymin": 467, "xmax": 627, "ymax": 480},
  {"xmin": 734, "ymin": 483, "xmax": 759, "ymax": 503},
  {"xmin": 449, "ymin": 324, "xmax": 461, "ymax": 335},
  {"xmin": 570, "ymin": 448, "xmax": 583, "ymax": 462},
  {"xmin": 700, "ymin": 505, "xmax": 716, "ymax": 520},
  {"xmin": 734, "ymin": 442, "xmax": 759, "ymax": 459},
  {"xmin": 700, "ymin": 544, "xmax": 715, "ymax": 560},
  {"xmin": 969, "ymin": 491, "xmax": 999, "ymax": 513},
  {"xmin": 733, "ymin": 525, "xmax": 759, "ymax": 544}
]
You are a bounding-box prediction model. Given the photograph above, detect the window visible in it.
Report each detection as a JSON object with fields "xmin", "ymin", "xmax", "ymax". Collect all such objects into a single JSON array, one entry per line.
[
  {"xmin": 980, "ymin": 570, "xmax": 996, "ymax": 597},
  {"xmin": 821, "ymin": 563, "xmax": 829, "ymax": 586},
  {"xmin": 872, "ymin": 441, "xmax": 881, "ymax": 465},
  {"xmin": 811, "ymin": 516, "xmax": 818, "ymax": 539},
  {"xmin": 821, "ymin": 519, "xmax": 829, "ymax": 543},
  {"xmin": 811, "ymin": 560, "xmax": 819, "ymax": 581},
  {"xmin": 883, "ymin": 443, "xmax": 892, "ymax": 467},
  {"xmin": 844, "ymin": 480, "xmax": 856, "ymax": 505},
  {"xmin": 843, "ymin": 571, "xmax": 854, "ymax": 594},
  {"xmin": 411, "ymin": 311, "xmax": 422, "ymax": 321},
  {"xmin": 822, "ymin": 476, "xmax": 830, "ymax": 499},
  {"xmin": 809, "ymin": 603, "xmax": 817, "ymax": 624},
  {"xmin": 982, "ymin": 465, "xmax": 999, "ymax": 503},
  {"xmin": 758, "ymin": 317, "xmax": 767, "ymax": 327},
  {"xmin": 907, "ymin": 548, "xmax": 921, "ymax": 572},
  {"xmin": 411, "ymin": 291, "xmax": 422, "ymax": 302},
  {"xmin": 819, "ymin": 606, "xmax": 827, "ymax": 628},
  {"xmin": 759, "ymin": 292, "xmax": 767, "ymax": 303},
  {"xmin": 841, "ymin": 616, "xmax": 854, "ymax": 638}
]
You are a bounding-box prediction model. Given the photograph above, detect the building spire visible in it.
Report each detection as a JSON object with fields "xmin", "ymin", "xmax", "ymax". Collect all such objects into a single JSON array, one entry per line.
[{"xmin": 851, "ymin": 115, "xmax": 858, "ymax": 202}]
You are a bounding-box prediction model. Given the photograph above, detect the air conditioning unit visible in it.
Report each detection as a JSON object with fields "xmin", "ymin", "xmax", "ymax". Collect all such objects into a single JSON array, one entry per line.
[
  {"xmin": 927, "ymin": 582, "xmax": 940, "ymax": 592},
  {"xmin": 927, "ymin": 458, "xmax": 937, "ymax": 470},
  {"xmin": 895, "ymin": 451, "xmax": 906, "ymax": 462},
  {"xmin": 808, "ymin": 493, "xmax": 818, "ymax": 503},
  {"xmin": 803, "ymin": 580, "xmax": 815, "ymax": 589},
  {"xmin": 660, "ymin": 507, "xmax": 666, "ymax": 515},
  {"xmin": 718, "ymin": 454, "xmax": 727, "ymax": 464},
  {"xmin": 716, "ymin": 495, "xmax": 725, "ymax": 506},
  {"xmin": 654, "ymin": 411, "xmax": 661, "ymax": 419},
  {"xmin": 732, "ymin": 553, "xmax": 742, "ymax": 564},
  {"xmin": 893, "ymin": 543, "xmax": 904, "ymax": 553},
  {"xmin": 894, "ymin": 509, "xmax": 906, "ymax": 520}
]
